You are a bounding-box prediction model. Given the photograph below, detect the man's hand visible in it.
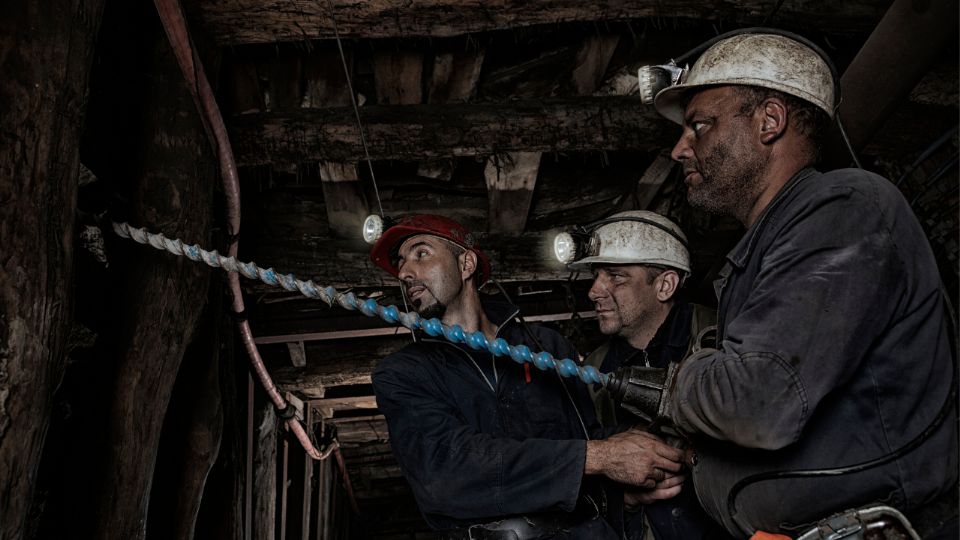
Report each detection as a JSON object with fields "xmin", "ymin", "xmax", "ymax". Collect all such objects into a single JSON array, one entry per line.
[
  {"xmin": 584, "ymin": 429, "xmax": 684, "ymax": 488},
  {"xmin": 624, "ymin": 472, "xmax": 686, "ymax": 510}
]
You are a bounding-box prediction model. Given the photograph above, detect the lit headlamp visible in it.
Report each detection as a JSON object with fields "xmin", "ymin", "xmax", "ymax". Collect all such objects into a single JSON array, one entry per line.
[
  {"xmin": 362, "ymin": 214, "xmax": 385, "ymax": 244},
  {"xmin": 551, "ymin": 227, "xmax": 594, "ymax": 265},
  {"xmin": 637, "ymin": 61, "xmax": 686, "ymax": 105}
]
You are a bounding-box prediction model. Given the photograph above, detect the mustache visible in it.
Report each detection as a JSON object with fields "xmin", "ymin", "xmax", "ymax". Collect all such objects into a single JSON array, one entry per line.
[
  {"xmin": 402, "ymin": 279, "xmax": 425, "ymax": 289},
  {"xmin": 683, "ymin": 164, "xmax": 700, "ymax": 175}
]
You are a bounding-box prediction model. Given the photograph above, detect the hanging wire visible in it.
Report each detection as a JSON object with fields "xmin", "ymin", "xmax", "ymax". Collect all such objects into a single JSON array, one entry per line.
[
  {"xmin": 836, "ymin": 115, "xmax": 863, "ymax": 169},
  {"xmin": 324, "ymin": 0, "xmax": 385, "ymax": 218}
]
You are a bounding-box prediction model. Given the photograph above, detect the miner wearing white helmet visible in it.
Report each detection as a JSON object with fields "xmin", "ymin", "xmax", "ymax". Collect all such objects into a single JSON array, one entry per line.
[
  {"xmin": 567, "ymin": 210, "xmax": 730, "ymax": 540},
  {"xmin": 613, "ymin": 31, "xmax": 958, "ymax": 539}
]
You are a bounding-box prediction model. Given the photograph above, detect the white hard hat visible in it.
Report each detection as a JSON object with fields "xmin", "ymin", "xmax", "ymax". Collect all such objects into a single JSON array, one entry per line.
[
  {"xmin": 567, "ymin": 211, "xmax": 690, "ymax": 273},
  {"xmin": 654, "ymin": 33, "xmax": 837, "ymax": 125}
]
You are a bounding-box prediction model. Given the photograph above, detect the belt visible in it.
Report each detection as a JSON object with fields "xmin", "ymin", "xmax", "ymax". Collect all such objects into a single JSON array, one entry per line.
[
  {"xmin": 438, "ymin": 515, "xmax": 572, "ymax": 540},
  {"xmin": 438, "ymin": 496, "xmax": 604, "ymax": 540}
]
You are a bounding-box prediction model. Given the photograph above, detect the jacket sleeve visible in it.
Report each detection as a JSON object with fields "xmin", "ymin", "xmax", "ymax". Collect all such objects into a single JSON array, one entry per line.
[
  {"xmin": 372, "ymin": 350, "xmax": 587, "ymax": 521},
  {"xmin": 533, "ymin": 325, "xmax": 607, "ymax": 440},
  {"xmin": 670, "ymin": 180, "xmax": 902, "ymax": 450}
]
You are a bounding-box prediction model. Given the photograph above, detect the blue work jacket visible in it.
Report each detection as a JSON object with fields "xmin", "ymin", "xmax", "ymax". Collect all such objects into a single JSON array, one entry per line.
[
  {"xmin": 670, "ymin": 168, "xmax": 958, "ymax": 536},
  {"xmin": 373, "ymin": 300, "xmax": 618, "ymax": 536}
]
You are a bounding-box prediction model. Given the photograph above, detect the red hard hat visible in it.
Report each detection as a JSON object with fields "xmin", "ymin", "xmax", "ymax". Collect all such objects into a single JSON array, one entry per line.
[{"xmin": 369, "ymin": 214, "xmax": 492, "ymax": 286}]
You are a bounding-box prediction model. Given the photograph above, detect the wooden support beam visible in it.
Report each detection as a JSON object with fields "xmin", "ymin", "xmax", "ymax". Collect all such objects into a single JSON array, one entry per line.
[
  {"xmin": 485, "ymin": 152, "xmax": 542, "ymax": 233},
  {"xmin": 230, "ymin": 97, "xmax": 673, "ymax": 165},
  {"xmin": 633, "ymin": 152, "xmax": 676, "ymax": 211},
  {"xmin": 260, "ymin": 54, "xmax": 303, "ymax": 110},
  {"xmin": 246, "ymin": 230, "xmax": 582, "ymax": 289},
  {"xmin": 287, "ymin": 341, "xmax": 307, "ymax": 367},
  {"xmin": 301, "ymin": 406, "xmax": 314, "ymax": 540},
  {"xmin": 311, "ymin": 396, "xmax": 379, "ymax": 418},
  {"xmin": 187, "ymin": 0, "xmax": 891, "ymax": 45},
  {"xmin": 224, "ymin": 57, "xmax": 265, "ymax": 114},
  {"xmin": 269, "ymin": 311, "xmax": 598, "ymax": 396},
  {"xmin": 0, "ymin": 1, "xmax": 104, "ymax": 536},
  {"xmin": 252, "ymin": 401, "xmax": 278, "ymax": 540},
  {"xmin": 418, "ymin": 49, "xmax": 486, "ymax": 181},
  {"xmin": 373, "ymin": 50, "xmax": 423, "ymax": 105},
  {"xmin": 483, "ymin": 35, "xmax": 618, "ymax": 233},
  {"xmin": 572, "ymin": 34, "xmax": 621, "ymax": 95},
  {"xmin": 91, "ymin": 21, "xmax": 216, "ymax": 540},
  {"xmin": 302, "ymin": 48, "xmax": 371, "ymax": 239},
  {"xmin": 319, "ymin": 162, "xmax": 368, "ymax": 239}
]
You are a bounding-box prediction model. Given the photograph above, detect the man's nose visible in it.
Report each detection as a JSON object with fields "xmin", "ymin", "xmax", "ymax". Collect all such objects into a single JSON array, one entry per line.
[
  {"xmin": 588, "ymin": 277, "xmax": 607, "ymax": 302},
  {"xmin": 670, "ymin": 131, "xmax": 693, "ymax": 163},
  {"xmin": 398, "ymin": 262, "xmax": 414, "ymax": 281}
]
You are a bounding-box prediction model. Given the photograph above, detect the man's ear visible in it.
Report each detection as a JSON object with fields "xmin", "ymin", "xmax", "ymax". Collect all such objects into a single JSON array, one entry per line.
[
  {"xmin": 656, "ymin": 271, "xmax": 680, "ymax": 302},
  {"xmin": 460, "ymin": 250, "xmax": 478, "ymax": 282},
  {"xmin": 759, "ymin": 97, "xmax": 788, "ymax": 145}
]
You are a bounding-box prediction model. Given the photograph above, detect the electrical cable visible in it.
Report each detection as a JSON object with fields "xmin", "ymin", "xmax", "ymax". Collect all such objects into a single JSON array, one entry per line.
[
  {"xmin": 836, "ymin": 115, "xmax": 863, "ymax": 169},
  {"xmin": 324, "ymin": 0, "xmax": 385, "ymax": 218}
]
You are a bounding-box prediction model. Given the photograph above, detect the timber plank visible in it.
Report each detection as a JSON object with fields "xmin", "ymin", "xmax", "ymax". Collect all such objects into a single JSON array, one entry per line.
[
  {"xmin": 229, "ymin": 96, "xmax": 673, "ymax": 165},
  {"xmin": 186, "ymin": 0, "xmax": 890, "ymax": 44}
]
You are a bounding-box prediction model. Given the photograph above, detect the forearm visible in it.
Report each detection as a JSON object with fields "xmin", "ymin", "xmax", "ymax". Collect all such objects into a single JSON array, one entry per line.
[{"xmin": 670, "ymin": 350, "xmax": 808, "ymax": 449}]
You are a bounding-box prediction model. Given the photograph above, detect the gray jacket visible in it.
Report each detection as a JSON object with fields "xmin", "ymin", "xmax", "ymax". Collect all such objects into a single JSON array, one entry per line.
[{"xmin": 670, "ymin": 168, "xmax": 957, "ymax": 536}]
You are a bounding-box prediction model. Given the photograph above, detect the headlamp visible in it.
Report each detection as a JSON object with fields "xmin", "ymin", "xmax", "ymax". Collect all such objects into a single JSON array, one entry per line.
[
  {"xmin": 553, "ymin": 232, "xmax": 577, "ymax": 264},
  {"xmin": 362, "ymin": 214, "xmax": 384, "ymax": 244},
  {"xmin": 637, "ymin": 61, "xmax": 686, "ymax": 105}
]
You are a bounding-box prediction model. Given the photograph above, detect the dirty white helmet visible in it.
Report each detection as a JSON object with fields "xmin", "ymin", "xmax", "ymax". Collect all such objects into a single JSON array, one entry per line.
[
  {"xmin": 567, "ymin": 211, "xmax": 690, "ymax": 274},
  {"xmin": 653, "ymin": 33, "xmax": 837, "ymax": 125}
]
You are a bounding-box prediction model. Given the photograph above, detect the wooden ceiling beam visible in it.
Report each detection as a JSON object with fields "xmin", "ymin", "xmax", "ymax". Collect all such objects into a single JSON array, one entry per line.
[
  {"xmin": 229, "ymin": 97, "xmax": 674, "ymax": 165},
  {"xmin": 187, "ymin": 0, "xmax": 889, "ymax": 45},
  {"xmin": 303, "ymin": 49, "xmax": 371, "ymax": 238},
  {"xmin": 484, "ymin": 35, "xmax": 618, "ymax": 233},
  {"xmin": 418, "ymin": 48, "xmax": 486, "ymax": 181},
  {"xmin": 485, "ymin": 152, "xmax": 541, "ymax": 233}
]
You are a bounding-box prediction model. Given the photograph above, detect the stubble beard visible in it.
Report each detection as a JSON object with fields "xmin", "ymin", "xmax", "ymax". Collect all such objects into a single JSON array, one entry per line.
[
  {"xmin": 417, "ymin": 299, "xmax": 447, "ymax": 320},
  {"xmin": 686, "ymin": 140, "xmax": 764, "ymax": 220}
]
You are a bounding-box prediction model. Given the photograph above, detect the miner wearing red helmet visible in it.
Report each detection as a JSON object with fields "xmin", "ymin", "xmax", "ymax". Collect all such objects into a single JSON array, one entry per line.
[{"xmin": 368, "ymin": 214, "xmax": 686, "ymax": 538}]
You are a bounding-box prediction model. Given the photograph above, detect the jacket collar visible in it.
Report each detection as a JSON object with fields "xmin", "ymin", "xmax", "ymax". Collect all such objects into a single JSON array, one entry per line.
[{"xmin": 726, "ymin": 167, "xmax": 818, "ymax": 270}]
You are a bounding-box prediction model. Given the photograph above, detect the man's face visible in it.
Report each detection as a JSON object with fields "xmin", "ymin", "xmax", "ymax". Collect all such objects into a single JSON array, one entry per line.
[
  {"xmin": 395, "ymin": 234, "xmax": 464, "ymax": 319},
  {"xmin": 588, "ymin": 265, "xmax": 663, "ymax": 340},
  {"xmin": 669, "ymin": 86, "xmax": 765, "ymax": 220}
]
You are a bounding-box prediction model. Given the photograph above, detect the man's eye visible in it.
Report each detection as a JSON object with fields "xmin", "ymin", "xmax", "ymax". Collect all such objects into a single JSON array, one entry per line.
[
  {"xmin": 692, "ymin": 122, "xmax": 707, "ymax": 136},
  {"xmin": 417, "ymin": 249, "xmax": 428, "ymax": 258}
]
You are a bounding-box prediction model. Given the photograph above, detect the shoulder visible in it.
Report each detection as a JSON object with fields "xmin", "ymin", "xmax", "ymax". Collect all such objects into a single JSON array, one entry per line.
[
  {"xmin": 522, "ymin": 323, "xmax": 578, "ymax": 358},
  {"xmin": 773, "ymin": 168, "xmax": 905, "ymax": 233},
  {"xmin": 372, "ymin": 341, "xmax": 442, "ymax": 381}
]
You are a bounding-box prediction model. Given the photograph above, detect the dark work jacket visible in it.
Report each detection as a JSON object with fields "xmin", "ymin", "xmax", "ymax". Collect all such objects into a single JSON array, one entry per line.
[
  {"xmin": 588, "ymin": 302, "xmax": 732, "ymax": 540},
  {"xmin": 372, "ymin": 300, "xmax": 618, "ymax": 536},
  {"xmin": 670, "ymin": 168, "xmax": 958, "ymax": 536}
]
